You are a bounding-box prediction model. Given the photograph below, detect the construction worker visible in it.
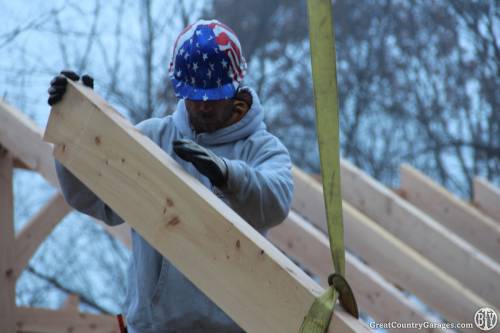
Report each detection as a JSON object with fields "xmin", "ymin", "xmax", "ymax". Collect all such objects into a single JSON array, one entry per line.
[{"xmin": 47, "ymin": 19, "xmax": 293, "ymax": 333}]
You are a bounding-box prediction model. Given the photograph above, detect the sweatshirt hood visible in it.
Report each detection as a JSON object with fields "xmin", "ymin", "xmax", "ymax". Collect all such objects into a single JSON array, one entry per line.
[{"xmin": 172, "ymin": 86, "xmax": 265, "ymax": 146}]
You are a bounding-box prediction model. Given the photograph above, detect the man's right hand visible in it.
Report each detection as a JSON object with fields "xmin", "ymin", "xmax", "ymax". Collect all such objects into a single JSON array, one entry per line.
[{"xmin": 47, "ymin": 70, "xmax": 94, "ymax": 106}]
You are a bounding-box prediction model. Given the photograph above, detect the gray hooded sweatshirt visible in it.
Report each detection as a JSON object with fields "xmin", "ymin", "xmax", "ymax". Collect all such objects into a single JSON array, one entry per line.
[{"xmin": 55, "ymin": 87, "xmax": 294, "ymax": 333}]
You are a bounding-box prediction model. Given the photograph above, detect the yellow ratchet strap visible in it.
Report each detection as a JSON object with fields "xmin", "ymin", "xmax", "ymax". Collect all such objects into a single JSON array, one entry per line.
[{"xmin": 300, "ymin": 0, "xmax": 359, "ymax": 332}]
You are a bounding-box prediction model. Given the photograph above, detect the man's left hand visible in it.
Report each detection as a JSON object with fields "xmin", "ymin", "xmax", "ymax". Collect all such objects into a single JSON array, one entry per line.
[{"xmin": 173, "ymin": 139, "xmax": 228, "ymax": 188}]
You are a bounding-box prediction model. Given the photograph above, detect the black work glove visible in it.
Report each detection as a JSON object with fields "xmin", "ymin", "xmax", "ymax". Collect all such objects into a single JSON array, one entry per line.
[
  {"xmin": 173, "ymin": 139, "xmax": 228, "ymax": 188},
  {"xmin": 47, "ymin": 70, "xmax": 94, "ymax": 106}
]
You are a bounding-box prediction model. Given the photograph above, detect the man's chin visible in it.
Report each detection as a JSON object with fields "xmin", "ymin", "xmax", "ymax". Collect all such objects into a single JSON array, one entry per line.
[
  {"xmin": 204, "ymin": 124, "xmax": 221, "ymax": 133},
  {"xmin": 193, "ymin": 122, "xmax": 222, "ymax": 134}
]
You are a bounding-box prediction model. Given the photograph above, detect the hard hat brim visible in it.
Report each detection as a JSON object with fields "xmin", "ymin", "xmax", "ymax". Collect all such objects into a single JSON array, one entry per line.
[{"xmin": 171, "ymin": 77, "xmax": 239, "ymax": 101}]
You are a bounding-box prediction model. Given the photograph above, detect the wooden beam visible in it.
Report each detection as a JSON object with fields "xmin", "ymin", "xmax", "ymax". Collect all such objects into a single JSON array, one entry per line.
[
  {"xmin": 0, "ymin": 99, "xmax": 58, "ymax": 187},
  {"xmin": 400, "ymin": 164, "xmax": 500, "ymax": 263},
  {"xmin": 0, "ymin": 152, "xmax": 16, "ymax": 333},
  {"xmin": 473, "ymin": 177, "xmax": 500, "ymax": 223},
  {"xmin": 268, "ymin": 212, "xmax": 446, "ymax": 331},
  {"xmin": 13, "ymin": 193, "xmax": 71, "ymax": 279},
  {"xmin": 43, "ymin": 81, "xmax": 369, "ymax": 333},
  {"xmin": 293, "ymin": 161, "xmax": 500, "ymax": 308},
  {"xmin": 15, "ymin": 307, "xmax": 117, "ymax": 333}
]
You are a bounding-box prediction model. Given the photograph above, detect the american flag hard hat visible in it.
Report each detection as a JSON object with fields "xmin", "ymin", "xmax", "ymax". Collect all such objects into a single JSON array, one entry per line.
[{"xmin": 169, "ymin": 19, "xmax": 247, "ymax": 101}]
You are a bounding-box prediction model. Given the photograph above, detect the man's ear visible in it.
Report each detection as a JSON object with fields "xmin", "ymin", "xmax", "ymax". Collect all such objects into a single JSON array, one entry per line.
[
  {"xmin": 235, "ymin": 90, "xmax": 252, "ymax": 107},
  {"xmin": 233, "ymin": 99, "xmax": 249, "ymax": 116},
  {"xmin": 233, "ymin": 90, "xmax": 252, "ymax": 116}
]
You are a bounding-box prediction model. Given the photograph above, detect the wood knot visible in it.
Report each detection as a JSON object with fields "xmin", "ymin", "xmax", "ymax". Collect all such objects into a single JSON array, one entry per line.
[
  {"xmin": 235, "ymin": 240, "xmax": 240, "ymax": 249},
  {"xmin": 94, "ymin": 136, "xmax": 101, "ymax": 145},
  {"xmin": 165, "ymin": 216, "xmax": 180, "ymax": 227}
]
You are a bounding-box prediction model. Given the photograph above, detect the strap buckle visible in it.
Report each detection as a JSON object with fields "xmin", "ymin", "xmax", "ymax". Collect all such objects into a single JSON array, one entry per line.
[{"xmin": 328, "ymin": 273, "xmax": 359, "ymax": 319}]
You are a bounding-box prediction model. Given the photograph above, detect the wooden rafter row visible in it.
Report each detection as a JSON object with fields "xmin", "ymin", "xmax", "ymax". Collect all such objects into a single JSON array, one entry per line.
[
  {"xmin": 293, "ymin": 162, "xmax": 500, "ymax": 309},
  {"xmin": 292, "ymin": 167, "xmax": 499, "ymax": 322},
  {"xmin": 43, "ymin": 80, "xmax": 369, "ymax": 333},
  {"xmin": 400, "ymin": 164, "xmax": 500, "ymax": 263}
]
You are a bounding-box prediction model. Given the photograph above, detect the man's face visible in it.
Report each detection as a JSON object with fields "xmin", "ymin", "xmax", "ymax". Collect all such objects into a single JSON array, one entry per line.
[{"xmin": 185, "ymin": 99, "xmax": 235, "ymax": 133}]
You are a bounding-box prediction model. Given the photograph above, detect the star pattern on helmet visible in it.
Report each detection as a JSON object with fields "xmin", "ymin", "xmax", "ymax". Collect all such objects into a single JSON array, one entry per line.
[{"xmin": 169, "ymin": 20, "xmax": 247, "ymax": 100}]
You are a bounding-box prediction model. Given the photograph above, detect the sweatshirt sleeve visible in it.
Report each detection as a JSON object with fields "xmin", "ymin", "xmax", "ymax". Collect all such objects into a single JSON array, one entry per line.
[
  {"xmin": 55, "ymin": 118, "xmax": 162, "ymax": 226},
  {"xmin": 221, "ymin": 133, "xmax": 294, "ymax": 232}
]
